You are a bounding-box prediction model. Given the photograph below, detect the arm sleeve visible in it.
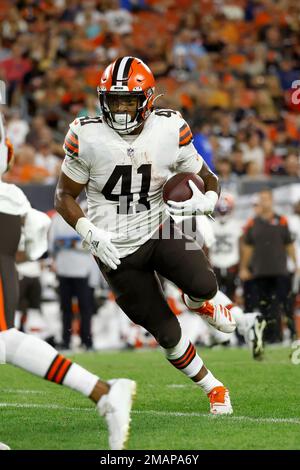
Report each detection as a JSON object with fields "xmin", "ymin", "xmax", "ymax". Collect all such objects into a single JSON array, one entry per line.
[
  {"xmin": 174, "ymin": 118, "xmax": 203, "ymax": 173},
  {"xmin": 61, "ymin": 120, "xmax": 90, "ymax": 184}
]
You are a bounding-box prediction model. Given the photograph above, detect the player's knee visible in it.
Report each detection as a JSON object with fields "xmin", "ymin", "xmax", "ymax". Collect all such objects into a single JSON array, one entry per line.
[
  {"xmin": 156, "ymin": 320, "xmax": 181, "ymax": 349},
  {"xmin": 188, "ymin": 270, "xmax": 218, "ymax": 301},
  {"xmin": 0, "ymin": 328, "xmax": 26, "ymax": 363}
]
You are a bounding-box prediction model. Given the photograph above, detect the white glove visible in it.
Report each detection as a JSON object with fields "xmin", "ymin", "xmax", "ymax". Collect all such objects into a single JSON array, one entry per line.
[
  {"xmin": 75, "ymin": 217, "xmax": 121, "ymax": 270},
  {"xmin": 166, "ymin": 180, "xmax": 218, "ymax": 217},
  {"xmin": 23, "ymin": 208, "xmax": 51, "ymax": 260}
]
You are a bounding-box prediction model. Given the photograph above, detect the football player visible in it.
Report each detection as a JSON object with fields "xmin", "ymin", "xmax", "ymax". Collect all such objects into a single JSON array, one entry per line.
[
  {"xmin": 55, "ymin": 56, "xmax": 236, "ymax": 414},
  {"xmin": 0, "ymin": 112, "xmax": 135, "ymax": 450},
  {"xmin": 209, "ymin": 193, "xmax": 242, "ymax": 299}
]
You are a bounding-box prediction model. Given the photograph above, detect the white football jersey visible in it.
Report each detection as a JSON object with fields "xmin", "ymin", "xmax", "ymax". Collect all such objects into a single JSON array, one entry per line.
[
  {"xmin": 62, "ymin": 110, "xmax": 203, "ymax": 257},
  {"xmin": 210, "ymin": 217, "xmax": 243, "ymax": 269}
]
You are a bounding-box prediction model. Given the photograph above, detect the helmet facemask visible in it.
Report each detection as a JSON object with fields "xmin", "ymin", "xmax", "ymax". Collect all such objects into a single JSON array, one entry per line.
[{"xmin": 98, "ymin": 89, "xmax": 153, "ymax": 135}]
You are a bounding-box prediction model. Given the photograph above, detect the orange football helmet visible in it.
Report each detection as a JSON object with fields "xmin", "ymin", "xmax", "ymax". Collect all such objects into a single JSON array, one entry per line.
[{"xmin": 98, "ymin": 56, "xmax": 155, "ymax": 134}]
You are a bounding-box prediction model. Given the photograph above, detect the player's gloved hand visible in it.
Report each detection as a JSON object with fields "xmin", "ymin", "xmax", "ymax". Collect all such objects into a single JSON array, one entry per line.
[
  {"xmin": 75, "ymin": 217, "xmax": 121, "ymax": 270},
  {"xmin": 166, "ymin": 180, "xmax": 218, "ymax": 217}
]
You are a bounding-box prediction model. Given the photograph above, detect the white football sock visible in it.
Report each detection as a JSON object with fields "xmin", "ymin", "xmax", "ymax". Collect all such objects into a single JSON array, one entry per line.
[
  {"xmin": 196, "ymin": 370, "xmax": 223, "ymax": 394},
  {"xmin": 183, "ymin": 294, "xmax": 205, "ymax": 309},
  {"xmin": 0, "ymin": 338, "xmax": 5, "ymax": 363},
  {"xmin": 0, "ymin": 328, "xmax": 98, "ymax": 397},
  {"xmin": 164, "ymin": 334, "xmax": 203, "ymax": 378},
  {"xmin": 63, "ymin": 363, "xmax": 99, "ymax": 396}
]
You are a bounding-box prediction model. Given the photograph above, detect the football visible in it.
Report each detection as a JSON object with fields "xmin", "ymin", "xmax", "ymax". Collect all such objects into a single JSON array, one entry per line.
[{"xmin": 163, "ymin": 172, "xmax": 205, "ymax": 203}]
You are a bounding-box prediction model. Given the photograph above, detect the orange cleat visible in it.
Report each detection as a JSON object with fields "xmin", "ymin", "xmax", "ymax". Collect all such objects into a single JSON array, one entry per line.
[{"xmin": 208, "ymin": 386, "xmax": 233, "ymax": 415}]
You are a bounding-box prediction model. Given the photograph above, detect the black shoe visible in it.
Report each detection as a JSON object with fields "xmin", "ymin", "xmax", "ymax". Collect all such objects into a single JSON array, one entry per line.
[
  {"xmin": 251, "ymin": 315, "xmax": 267, "ymax": 360},
  {"xmin": 45, "ymin": 336, "xmax": 56, "ymax": 348},
  {"xmin": 56, "ymin": 341, "xmax": 71, "ymax": 352}
]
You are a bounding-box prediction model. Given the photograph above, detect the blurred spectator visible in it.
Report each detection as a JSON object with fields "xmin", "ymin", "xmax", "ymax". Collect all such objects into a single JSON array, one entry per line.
[
  {"xmin": 172, "ymin": 29, "xmax": 206, "ymax": 80},
  {"xmin": 214, "ymin": 113, "xmax": 236, "ymax": 157},
  {"xmin": 34, "ymin": 141, "xmax": 61, "ymax": 184},
  {"xmin": 0, "ymin": 0, "xmax": 299, "ymax": 190},
  {"xmin": 279, "ymin": 152, "xmax": 300, "ymax": 178},
  {"xmin": 215, "ymin": 158, "xmax": 239, "ymax": 194},
  {"xmin": 231, "ymin": 147, "xmax": 246, "ymax": 176},
  {"xmin": 3, "ymin": 144, "xmax": 49, "ymax": 184},
  {"xmin": 244, "ymin": 160, "xmax": 265, "ymax": 180},
  {"xmin": 192, "ymin": 123, "xmax": 214, "ymax": 171},
  {"xmin": 263, "ymin": 139, "xmax": 283, "ymax": 175},
  {"xmin": 77, "ymin": 93, "xmax": 99, "ymax": 118},
  {"xmin": 6, "ymin": 109, "xmax": 29, "ymax": 150},
  {"xmin": 241, "ymin": 131, "xmax": 265, "ymax": 174},
  {"xmin": 104, "ymin": 0, "xmax": 133, "ymax": 35},
  {"xmin": 0, "ymin": 43, "xmax": 32, "ymax": 105}
]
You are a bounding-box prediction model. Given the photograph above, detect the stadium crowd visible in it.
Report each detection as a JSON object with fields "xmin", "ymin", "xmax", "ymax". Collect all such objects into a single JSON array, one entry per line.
[
  {"xmin": 1, "ymin": 0, "xmax": 300, "ymax": 351},
  {"xmin": 1, "ymin": 0, "xmax": 300, "ymax": 184}
]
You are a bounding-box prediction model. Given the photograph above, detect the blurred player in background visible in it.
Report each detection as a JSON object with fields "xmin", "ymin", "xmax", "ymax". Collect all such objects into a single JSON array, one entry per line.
[
  {"xmin": 173, "ymin": 212, "xmax": 259, "ymax": 353},
  {"xmin": 0, "ymin": 112, "xmax": 135, "ymax": 450},
  {"xmin": 210, "ymin": 193, "xmax": 242, "ymax": 299},
  {"xmin": 56, "ymin": 56, "xmax": 236, "ymax": 415},
  {"xmin": 15, "ymin": 257, "xmax": 52, "ymax": 342},
  {"xmin": 48, "ymin": 210, "xmax": 95, "ymax": 351}
]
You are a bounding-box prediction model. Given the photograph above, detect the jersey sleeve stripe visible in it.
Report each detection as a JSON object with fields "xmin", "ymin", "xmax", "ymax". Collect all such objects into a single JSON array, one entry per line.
[
  {"xmin": 65, "ymin": 129, "xmax": 78, "ymax": 143},
  {"xmin": 66, "ymin": 136, "xmax": 78, "ymax": 149},
  {"xmin": 179, "ymin": 123, "xmax": 189, "ymax": 135},
  {"xmin": 179, "ymin": 121, "xmax": 193, "ymax": 146},
  {"xmin": 179, "ymin": 132, "xmax": 193, "ymax": 146},
  {"xmin": 67, "ymin": 130, "xmax": 78, "ymax": 146},
  {"xmin": 64, "ymin": 140, "xmax": 78, "ymax": 154},
  {"xmin": 180, "ymin": 128, "xmax": 192, "ymax": 141}
]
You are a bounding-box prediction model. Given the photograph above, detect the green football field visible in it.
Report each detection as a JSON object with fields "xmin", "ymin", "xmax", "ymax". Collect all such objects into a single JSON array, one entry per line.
[{"xmin": 1, "ymin": 346, "xmax": 299, "ymax": 450}]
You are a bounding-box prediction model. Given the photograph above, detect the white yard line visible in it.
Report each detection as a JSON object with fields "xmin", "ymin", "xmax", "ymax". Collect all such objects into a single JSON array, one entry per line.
[
  {"xmin": 0, "ymin": 389, "xmax": 46, "ymax": 394},
  {"xmin": 0, "ymin": 402, "xmax": 299, "ymax": 425}
]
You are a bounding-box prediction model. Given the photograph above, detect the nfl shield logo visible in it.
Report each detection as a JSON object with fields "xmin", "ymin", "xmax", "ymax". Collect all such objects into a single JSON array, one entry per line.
[{"xmin": 127, "ymin": 148, "xmax": 134, "ymax": 158}]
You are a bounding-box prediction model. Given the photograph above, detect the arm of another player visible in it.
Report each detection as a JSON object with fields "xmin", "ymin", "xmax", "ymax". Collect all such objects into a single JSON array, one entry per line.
[{"xmin": 55, "ymin": 172, "xmax": 120, "ymax": 270}]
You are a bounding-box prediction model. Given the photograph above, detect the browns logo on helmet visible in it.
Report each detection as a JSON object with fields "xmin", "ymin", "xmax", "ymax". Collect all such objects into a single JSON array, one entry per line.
[{"xmin": 98, "ymin": 56, "xmax": 156, "ymax": 134}]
